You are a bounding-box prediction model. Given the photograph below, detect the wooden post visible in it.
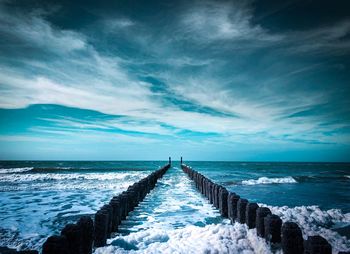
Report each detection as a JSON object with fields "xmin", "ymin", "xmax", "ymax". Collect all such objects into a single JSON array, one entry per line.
[
  {"xmin": 42, "ymin": 235, "xmax": 69, "ymax": 254},
  {"xmin": 94, "ymin": 210, "xmax": 108, "ymax": 247},
  {"xmin": 77, "ymin": 216, "xmax": 94, "ymax": 254},
  {"xmin": 237, "ymin": 198, "xmax": 248, "ymax": 224},
  {"xmin": 256, "ymin": 207, "xmax": 272, "ymax": 237},
  {"xmin": 246, "ymin": 202, "xmax": 259, "ymax": 229},
  {"xmin": 227, "ymin": 192, "xmax": 240, "ymax": 223},
  {"xmin": 218, "ymin": 187, "xmax": 229, "ymax": 217},
  {"xmin": 61, "ymin": 224, "xmax": 81, "ymax": 254},
  {"xmin": 264, "ymin": 214, "xmax": 282, "ymax": 243},
  {"xmin": 304, "ymin": 235, "xmax": 332, "ymax": 254},
  {"xmin": 281, "ymin": 222, "xmax": 304, "ymax": 254}
]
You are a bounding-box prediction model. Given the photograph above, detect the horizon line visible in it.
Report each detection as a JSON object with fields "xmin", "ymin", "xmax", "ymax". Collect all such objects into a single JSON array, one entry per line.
[{"xmin": 1, "ymin": 159, "xmax": 350, "ymax": 163}]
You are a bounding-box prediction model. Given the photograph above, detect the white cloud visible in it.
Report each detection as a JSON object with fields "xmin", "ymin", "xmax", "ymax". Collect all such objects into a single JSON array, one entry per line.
[
  {"xmin": 38, "ymin": 116, "xmax": 177, "ymax": 136},
  {"xmin": 177, "ymin": 1, "xmax": 350, "ymax": 55},
  {"xmin": 285, "ymin": 20, "xmax": 350, "ymax": 54},
  {"xmin": 0, "ymin": 61, "xmax": 158, "ymax": 115},
  {"xmin": 0, "ymin": 1, "xmax": 349, "ymax": 150},
  {"xmin": 181, "ymin": 1, "xmax": 282, "ymax": 42},
  {"xmin": 105, "ymin": 18, "xmax": 135, "ymax": 29},
  {"xmin": 0, "ymin": 5, "xmax": 86, "ymax": 52},
  {"xmin": 0, "ymin": 135, "xmax": 54, "ymax": 143},
  {"xmin": 29, "ymin": 126, "xmax": 160, "ymax": 144}
]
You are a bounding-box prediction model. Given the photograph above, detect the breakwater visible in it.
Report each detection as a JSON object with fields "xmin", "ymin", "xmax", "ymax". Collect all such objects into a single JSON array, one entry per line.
[
  {"xmin": 181, "ymin": 163, "xmax": 341, "ymax": 254},
  {"xmin": 37, "ymin": 163, "xmax": 170, "ymax": 254}
]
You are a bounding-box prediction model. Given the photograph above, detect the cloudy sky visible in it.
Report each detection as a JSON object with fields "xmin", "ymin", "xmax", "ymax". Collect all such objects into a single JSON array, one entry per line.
[{"xmin": 0, "ymin": 0, "xmax": 350, "ymax": 161}]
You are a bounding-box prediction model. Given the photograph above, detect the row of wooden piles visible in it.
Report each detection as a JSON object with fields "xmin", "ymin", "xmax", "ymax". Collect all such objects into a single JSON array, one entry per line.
[
  {"xmin": 41, "ymin": 163, "xmax": 171, "ymax": 254},
  {"xmin": 181, "ymin": 164, "xmax": 345, "ymax": 254}
]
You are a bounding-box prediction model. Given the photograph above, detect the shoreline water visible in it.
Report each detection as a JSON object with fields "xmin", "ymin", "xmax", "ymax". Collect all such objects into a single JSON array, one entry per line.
[{"xmin": 0, "ymin": 161, "xmax": 349, "ymax": 252}]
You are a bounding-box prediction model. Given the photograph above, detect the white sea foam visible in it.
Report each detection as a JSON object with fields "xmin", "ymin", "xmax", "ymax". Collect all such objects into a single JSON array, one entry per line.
[
  {"xmin": 117, "ymin": 168, "xmax": 222, "ymax": 234},
  {"xmin": 2, "ymin": 166, "xmax": 350, "ymax": 253},
  {"xmin": 262, "ymin": 204, "xmax": 350, "ymax": 253},
  {"xmin": 95, "ymin": 204, "xmax": 350, "ymax": 254},
  {"xmin": 241, "ymin": 176, "xmax": 297, "ymax": 185},
  {"xmin": 0, "ymin": 167, "xmax": 33, "ymax": 174},
  {"xmin": 0, "ymin": 170, "xmax": 148, "ymax": 251},
  {"xmin": 95, "ymin": 223, "xmax": 276, "ymax": 254},
  {"xmin": 96, "ymin": 169, "xmax": 350, "ymax": 254},
  {"xmin": 0, "ymin": 172, "xmax": 147, "ymax": 183},
  {"xmin": 95, "ymin": 169, "xmax": 277, "ymax": 254}
]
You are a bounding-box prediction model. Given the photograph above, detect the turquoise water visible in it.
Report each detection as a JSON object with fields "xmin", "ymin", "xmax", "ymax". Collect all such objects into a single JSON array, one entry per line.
[
  {"xmin": 0, "ymin": 161, "xmax": 349, "ymax": 253},
  {"xmin": 186, "ymin": 161, "xmax": 350, "ymax": 212}
]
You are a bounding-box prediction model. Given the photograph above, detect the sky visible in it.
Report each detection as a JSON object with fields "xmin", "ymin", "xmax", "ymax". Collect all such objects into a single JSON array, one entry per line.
[{"xmin": 0, "ymin": 0, "xmax": 350, "ymax": 161}]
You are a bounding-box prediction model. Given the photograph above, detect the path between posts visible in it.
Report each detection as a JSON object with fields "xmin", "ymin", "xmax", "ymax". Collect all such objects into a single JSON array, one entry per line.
[{"xmin": 94, "ymin": 166, "xmax": 273, "ymax": 254}]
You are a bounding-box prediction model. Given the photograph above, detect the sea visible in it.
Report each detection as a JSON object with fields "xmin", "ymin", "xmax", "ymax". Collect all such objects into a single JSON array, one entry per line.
[{"xmin": 0, "ymin": 161, "xmax": 349, "ymax": 253}]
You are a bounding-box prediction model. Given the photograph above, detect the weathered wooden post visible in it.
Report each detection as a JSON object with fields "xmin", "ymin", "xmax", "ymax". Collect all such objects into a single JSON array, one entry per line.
[
  {"xmin": 41, "ymin": 163, "xmax": 171, "ymax": 254},
  {"xmin": 77, "ymin": 216, "xmax": 94, "ymax": 254},
  {"xmin": 256, "ymin": 207, "xmax": 272, "ymax": 237},
  {"xmin": 209, "ymin": 181, "xmax": 214, "ymax": 203},
  {"xmin": 281, "ymin": 222, "xmax": 304, "ymax": 254},
  {"xmin": 218, "ymin": 187, "xmax": 228, "ymax": 217},
  {"xmin": 120, "ymin": 193, "xmax": 129, "ymax": 220},
  {"xmin": 101, "ymin": 204, "xmax": 113, "ymax": 236},
  {"xmin": 199, "ymin": 174, "xmax": 203, "ymax": 193},
  {"xmin": 205, "ymin": 179, "xmax": 209, "ymax": 198},
  {"xmin": 237, "ymin": 198, "xmax": 248, "ymax": 223},
  {"xmin": 42, "ymin": 235, "xmax": 69, "ymax": 254},
  {"xmin": 246, "ymin": 202, "xmax": 259, "ymax": 229},
  {"xmin": 109, "ymin": 198, "xmax": 121, "ymax": 231},
  {"xmin": 227, "ymin": 192, "xmax": 240, "ymax": 223},
  {"xmin": 304, "ymin": 235, "xmax": 332, "ymax": 254},
  {"xmin": 94, "ymin": 210, "xmax": 108, "ymax": 247},
  {"xmin": 264, "ymin": 214, "xmax": 282, "ymax": 243},
  {"xmin": 212, "ymin": 184, "xmax": 216, "ymax": 207},
  {"xmin": 126, "ymin": 189, "xmax": 136, "ymax": 212},
  {"xmin": 202, "ymin": 176, "xmax": 205, "ymax": 195},
  {"xmin": 61, "ymin": 224, "xmax": 81, "ymax": 254}
]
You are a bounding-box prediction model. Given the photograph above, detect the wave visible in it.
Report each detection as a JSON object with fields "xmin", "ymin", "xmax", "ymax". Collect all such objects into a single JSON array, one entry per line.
[
  {"xmin": 241, "ymin": 176, "xmax": 297, "ymax": 185},
  {"xmin": 28, "ymin": 167, "xmax": 151, "ymax": 173},
  {"xmin": 0, "ymin": 172, "xmax": 148, "ymax": 183},
  {"xmin": 0, "ymin": 167, "xmax": 33, "ymax": 174}
]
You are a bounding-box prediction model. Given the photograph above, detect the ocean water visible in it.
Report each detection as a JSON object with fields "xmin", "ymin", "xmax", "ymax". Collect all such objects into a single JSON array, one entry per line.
[{"xmin": 0, "ymin": 161, "xmax": 349, "ymax": 253}]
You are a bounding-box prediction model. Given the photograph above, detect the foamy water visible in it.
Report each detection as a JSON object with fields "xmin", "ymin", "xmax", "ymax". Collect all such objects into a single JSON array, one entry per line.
[
  {"xmin": 95, "ymin": 167, "xmax": 275, "ymax": 254},
  {"xmin": 0, "ymin": 161, "xmax": 349, "ymax": 253},
  {"xmin": 241, "ymin": 176, "xmax": 297, "ymax": 185},
  {"xmin": 0, "ymin": 169, "xmax": 150, "ymax": 250},
  {"xmin": 94, "ymin": 167, "xmax": 350, "ymax": 254},
  {"xmin": 95, "ymin": 224, "xmax": 276, "ymax": 254},
  {"xmin": 0, "ymin": 167, "xmax": 34, "ymax": 174},
  {"xmin": 264, "ymin": 204, "xmax": 350, "ymax": 253}
]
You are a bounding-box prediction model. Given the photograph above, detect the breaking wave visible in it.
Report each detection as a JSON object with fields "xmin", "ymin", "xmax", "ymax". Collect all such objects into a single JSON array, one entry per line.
[
  {"xmin": 0, "ymin": 167, "xmax": 33, "ymax": 174},
  {"xmin": 0, "ymin": 172, "xmax": 146, "ymax": 183},
  {"xmin": 241, "ymin": 176, "xmax": 297, "ymax": 185}
]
